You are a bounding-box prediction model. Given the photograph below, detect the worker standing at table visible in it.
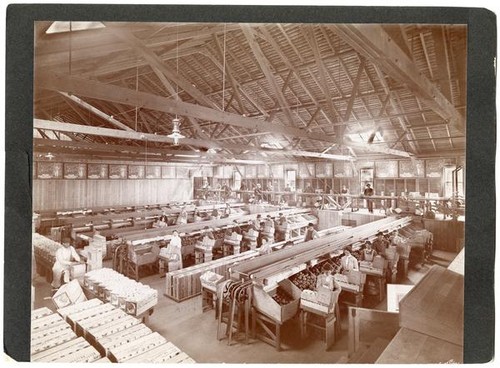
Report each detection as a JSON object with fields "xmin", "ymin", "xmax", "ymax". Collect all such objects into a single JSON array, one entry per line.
[
  {"xmin": 373, "ymin": 231, "xmax": 389, "ymax": 258},
  {"xmin": 340, "ymin": 247, "xmax": 359, "ymax": 273},
  {"xmin": 364, "ymin": 183, "xmax": 374, "ymax": 213},
  {"xmin": 222, "ymin": 182, "xmax": 232, "ymax": 202},
  {"xmin": 316, "ymin": 263, "xmax": 342, "ymax": 297},
  {"xmin": 361, "ymin": 241, "xmax": 377, "ymax": 262},
  {"xmin": 51, "ymin": 239, "xmax": 81, "ymax": 289},
  {"xmin": 340, "ymin": 185, "xmax": 349, "ymax": 207},
  {"xmin": 266, "ymin": 182, "xmax": 274, "ymax": 203},
  {"xmin": 304, "ymin": 223, "xmax": 319, "ymax": 242},
  {"xmin": 254, "ymin": 183, "xmax": 263, "ymax": 203},
  {"xmin": 160, "ymin": 230, "xmax": 183, "ymax": 272}
]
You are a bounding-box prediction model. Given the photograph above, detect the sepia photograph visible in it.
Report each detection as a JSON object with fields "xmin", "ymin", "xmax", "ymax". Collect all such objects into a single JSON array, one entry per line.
[{"xmin": 3, "ymin": 3, "xmax": 496, "ymax": 364}]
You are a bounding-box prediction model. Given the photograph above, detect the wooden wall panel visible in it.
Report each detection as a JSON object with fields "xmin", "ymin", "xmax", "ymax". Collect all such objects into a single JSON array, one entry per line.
[{"xmin": 33, "ymin": 179, "xmax": 193, "ymax": 211}]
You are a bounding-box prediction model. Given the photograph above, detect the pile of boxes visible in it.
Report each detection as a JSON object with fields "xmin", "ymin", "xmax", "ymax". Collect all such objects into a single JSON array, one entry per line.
[{"xmin": 83, "ymin": 268, "xmax": 158, "ymax": 317}]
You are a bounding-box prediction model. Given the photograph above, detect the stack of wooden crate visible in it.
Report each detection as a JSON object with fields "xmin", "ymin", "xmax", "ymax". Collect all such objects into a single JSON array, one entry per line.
[
  {"xmin": 82, "ymin": 268, "xmax": 158, "ymax": 317},
  {"xmin": 31, "ymin": 306, "xmax": 101, "ymax": 362},
  {"xmin": 55, "ymin": 300, "xmax": 196, "ymax": 363}
]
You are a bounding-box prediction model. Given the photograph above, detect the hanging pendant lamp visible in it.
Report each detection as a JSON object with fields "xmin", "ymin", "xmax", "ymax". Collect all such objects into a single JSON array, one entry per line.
[{"xmin": 167, "ymin": 118, "xmax": 185, "ymax": 146}]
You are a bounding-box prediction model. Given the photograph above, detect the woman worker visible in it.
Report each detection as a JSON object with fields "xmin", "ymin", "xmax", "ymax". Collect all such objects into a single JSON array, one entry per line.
[{"xmin": 51, "ymin": 239, "xmax": 81, "ymax": 289}]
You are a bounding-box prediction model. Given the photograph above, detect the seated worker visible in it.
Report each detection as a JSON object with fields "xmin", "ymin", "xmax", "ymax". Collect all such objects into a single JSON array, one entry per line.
[
  {"xmin": 153, "ymin": 217, "xmax": 168, "ymax": 228},
  {"xmin": 159, "ymin": 213, "xmax": 169, "ymax": 224},
  {"xmin": 210, "ymin": 207, "xmax": 220, "ymax": 220},
  {"xmin": 51, "ymin": 239, "xmax": 81, "ymax": 289},
  {"xmin": 222, "ymin": 203, "xmax": 232, "ymax": 218},
  {"xmin": 231, "ymin": 220, "xmax": 242, "ymax": 235},
  {"xmin": 373, "ymin": 231, "xmax": 389, "ymax": 258},
  {"xmin": 159, "ymin": 230, "xmax": 183, "ymax": 271},
  {"xmin": 201, "ymin": 226, "xmax": 215, "ymax": 241},
  {"xmin": 361, "ymin": 241, "xmax": 377, "ymax": 262},
  {"xmin": 340, "ymin": 247, "xmax": 359, "ymax": 273},
  {"xmin": 176, "ymin": 208, "xmax": 188, "ymax": 225},
  {"xmin": 258, "ymin": 237, "xmax": 272, "ymax": 256},
  {"xmin": 193, "ymin": 210, "xmax": 203, "ymax": 223},
  {"xmin": 304, "ymin": 223, "xmax": 319, "ymax": 242}
]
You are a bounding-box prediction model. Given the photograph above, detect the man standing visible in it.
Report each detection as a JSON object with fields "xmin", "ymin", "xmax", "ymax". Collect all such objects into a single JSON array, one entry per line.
[{"xmin": 364, "ymin": 183, "xmax": 374, "ymax": 213}]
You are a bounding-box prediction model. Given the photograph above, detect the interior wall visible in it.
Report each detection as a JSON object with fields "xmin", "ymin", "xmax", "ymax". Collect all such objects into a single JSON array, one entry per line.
[{"xmin": 32, "ymin": 179, "xmax": 193, "ymax": 211}]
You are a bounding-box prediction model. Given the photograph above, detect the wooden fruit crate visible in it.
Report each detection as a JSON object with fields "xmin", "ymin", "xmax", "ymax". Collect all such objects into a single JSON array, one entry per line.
[
  {"xmin": 252, "ymin": 279, "xmax": 301, "ymax": 324},
  {"xmin": 31, "ymin": 336, "xmax": 88, "ymax": 362},
  {"xmin": 97, "ymin": 324, "xmax": 152, "ymax": 357},
  {"xmin": 108, "ymin": 332, "xmax": 167, "ymax": 362},
  {"xmin": 57, "ymin": 298, "xmax": 103, "ymax": 321},
  {"xmin": 125, "ymin": 341, "xmax": 180, "ymax": 363}
]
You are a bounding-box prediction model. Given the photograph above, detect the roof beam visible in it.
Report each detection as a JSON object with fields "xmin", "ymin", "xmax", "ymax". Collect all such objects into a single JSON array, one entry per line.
[
  {"xmin": 58, "ymin": 92, "xmax": 133, "ymax": 131},
  {"xmin": 343, "ymin": 57, "xmax": 366, "ymax": 123},
  {"xmin": 104, "ymin": 23, "xmax": 218, "ymax": 110},
  {"xmin": 344, "ymin": 139, "xmax": 412, "ymax": 158},
  {"xmin": 33, "ymin": 119, "xmax": 222, "ymax": 149},
  {"xmin": 211, "ymin": 34, "xmax": 246, "ymax": 114},
  {"xmin": 33, "ymin": 138, "xmax": 262, "ymax": 162},
  {"xmin": 431, "ymin": 26, "xmax": 453, "ymax": 102},
  {"xmin": 34, "ymin": 119, "xmax": 350, "ymax": 161},
  {"xmin": 37, "ymin": 72, "xmax": 338, "ymax": 144},
  {"xmin": 240, "ymin": 24, "xmax": 295, "ymax": 125},
  {"xmin": 302, "ymin": 26, "xmax": 339, "ymax": 132},
  {"xmin": 332, "ymin": 24, "xmax": 465, "ymax": 133}
]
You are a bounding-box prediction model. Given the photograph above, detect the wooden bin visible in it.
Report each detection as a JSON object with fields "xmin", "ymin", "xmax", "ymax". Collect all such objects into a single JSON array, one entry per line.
[{"xmin": 252, "ymin": 279, "xmax": 301, "ymax": 324}]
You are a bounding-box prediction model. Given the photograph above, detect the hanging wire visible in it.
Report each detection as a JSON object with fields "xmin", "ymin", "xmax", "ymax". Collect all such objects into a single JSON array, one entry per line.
[
  {"xmin": 222, "ymin": 23, "xmax": 227, "ymax": 112},
  {"xmin": 175, "ymin": 22, "xmax": 179, "ymax": 120},
  {"xmin": 69, "ymin": 21, "xmax": 72, "ymax": 75},
  {"xmin": 145, "ymin": 138, "xmax": 148, "ymax": 174},
  {"xmin": 135, "ymin": 60, "xmax": 139, "ymax": 131}
]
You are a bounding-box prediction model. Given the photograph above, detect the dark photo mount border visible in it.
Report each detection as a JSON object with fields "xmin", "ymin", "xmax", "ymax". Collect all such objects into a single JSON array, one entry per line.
[{"xmin": 4, "ymin": 4, "xmax": 496, "ymax": 363}]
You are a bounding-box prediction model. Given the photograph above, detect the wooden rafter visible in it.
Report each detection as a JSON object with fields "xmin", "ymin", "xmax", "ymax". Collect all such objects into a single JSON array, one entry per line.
[
  {"xmin": 58, "ymin": 92, "xmax": 133, "ymax": 131},
  {"xmin": 37, "ymin": 73, "xmax": 337, "ymax": 143},
  {"xmin": 240, "ymin": 24, "xmax": 295, "ymax": 126},
  {"xmin": 332, "ymin": 24, "xmax": 464, "ymax": 133}
]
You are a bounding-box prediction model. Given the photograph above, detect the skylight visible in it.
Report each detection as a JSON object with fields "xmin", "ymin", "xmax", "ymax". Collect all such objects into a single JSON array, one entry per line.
[{"xmin": 46, "ymin": 22, "xmax": 105, "ymax": 34}]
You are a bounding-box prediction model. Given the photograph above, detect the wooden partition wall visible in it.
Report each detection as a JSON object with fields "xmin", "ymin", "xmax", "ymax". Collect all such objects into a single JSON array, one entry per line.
[{"xmin": 32, "ymin": 178, "xmax": 193, "ymax": 211}]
